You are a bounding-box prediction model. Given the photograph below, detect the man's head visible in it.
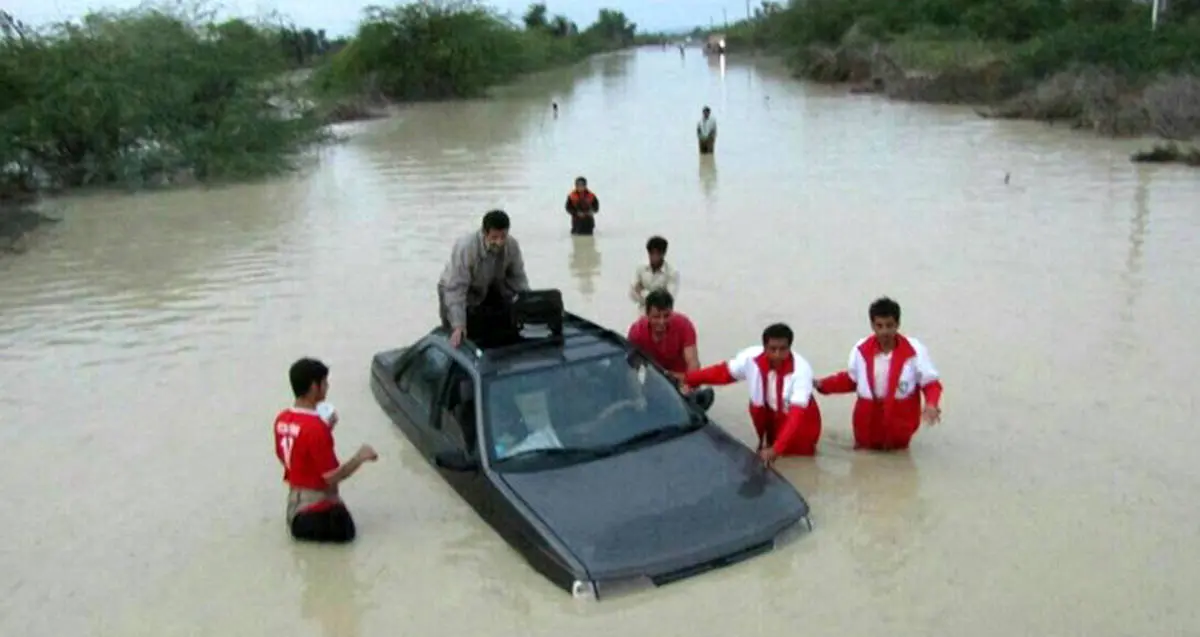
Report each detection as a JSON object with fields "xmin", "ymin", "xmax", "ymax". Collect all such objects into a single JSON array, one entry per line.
[
  {"xmin": 644, "ymin": 289, "xmax": 675, "ymax": 334},
  {"xmin": 574, "ymin": 176, "xmax": 588, "ymax": 193},
  {"xmin": 868, "ymin": 296, "xmax": 902, "ymax": 349},
  {"xmin": 760, "ymin": 323, "xmax": 793, "ymax": 367},
  {"xmin": 289, "ymin": 357, "xmax": 329, "ymax": 403},
  {"xmin": 481, "ymin": 209, "xmax": 510, "ymax": 252},
  {"xmin": 645, "ymin": 235, "xmax": 668, "ymax": 268},
  {"xmin": 702, "ymin": 106, "xmax": 711, "ymax": 118}
]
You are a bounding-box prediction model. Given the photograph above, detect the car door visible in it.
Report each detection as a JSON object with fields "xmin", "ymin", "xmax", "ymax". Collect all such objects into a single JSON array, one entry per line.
[
  {"xmin": 432, "ymin": 361, "xmax": 492, "ymax": 517},
  {"xmin": 388, "ymin": 345, "xmax": 451, "ymax": 453}
]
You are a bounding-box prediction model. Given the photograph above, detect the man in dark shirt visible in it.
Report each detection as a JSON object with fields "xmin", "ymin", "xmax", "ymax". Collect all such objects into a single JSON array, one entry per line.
[{"xmin": 626, "ymin": 289, "xmax": 715, "ymax": 410}]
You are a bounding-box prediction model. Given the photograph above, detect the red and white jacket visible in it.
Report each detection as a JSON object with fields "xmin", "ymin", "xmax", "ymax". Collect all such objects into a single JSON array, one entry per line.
[
  {"xmin": 685, "ymin": 346, "xmax": 822, "ymax": 455},
  {"xmin": 817, "ymin": 334, "xmax": 942, "ymax": 449}
]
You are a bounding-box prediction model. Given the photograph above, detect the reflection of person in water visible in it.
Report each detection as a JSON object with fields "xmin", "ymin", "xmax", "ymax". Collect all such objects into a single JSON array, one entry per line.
[
  {"xmin": 293, "ymin": 546, "xmax": 371, "ymax": 637},
  {"xmin": 568, "ymin": 234, "xmax": 601, "ymax": 298},
  {"xmin": 843, "ymin": 452, "xmax": 926, "ymax": 590},
  {"xmin": 699, "ymin": 155, "xmax": 717, "ymax": 200}
]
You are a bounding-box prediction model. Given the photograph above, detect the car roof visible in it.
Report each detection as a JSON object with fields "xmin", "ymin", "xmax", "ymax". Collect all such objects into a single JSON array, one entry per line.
[{"xmin": 425, "ymin": 312, "xmax": 633, "ymax": 378}]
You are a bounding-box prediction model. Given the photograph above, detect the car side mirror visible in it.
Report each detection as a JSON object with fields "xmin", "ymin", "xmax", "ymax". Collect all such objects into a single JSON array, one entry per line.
[{"xmin": 434, "ymin": 449, "xmax": 480, "ymax": 472}]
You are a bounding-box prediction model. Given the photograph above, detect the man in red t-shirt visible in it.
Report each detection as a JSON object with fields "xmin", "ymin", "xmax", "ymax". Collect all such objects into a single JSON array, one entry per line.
[
  {"xmin": 274, "ymin": 357, "xmax": 378, "ymax": 543},
  {"xmin": 626, "ymin": 289, "xmax": 715, "ymax": 410}
]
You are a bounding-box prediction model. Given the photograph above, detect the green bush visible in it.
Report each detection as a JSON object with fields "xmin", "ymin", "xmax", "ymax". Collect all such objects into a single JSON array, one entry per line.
[
  {"xmin": 745, "ymin": 0, "xmax": 1200, "ymax": 80},
  {"xmin": 311, "ymin": 1, "xmax": 638, "ymax": 101},
  {"xmin": 0, "ymin": 6, "xmax": 328, "ymax": 199}
]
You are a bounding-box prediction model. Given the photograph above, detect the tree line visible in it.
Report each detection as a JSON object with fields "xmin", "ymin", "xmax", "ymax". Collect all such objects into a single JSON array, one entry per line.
[
  {"xmin": 719, "ymin": 0, "xmax": 1200, "ymax": 80},
  {"xmin": 0, "ymin": 1, "xmax": 641, "ymax": 211}
]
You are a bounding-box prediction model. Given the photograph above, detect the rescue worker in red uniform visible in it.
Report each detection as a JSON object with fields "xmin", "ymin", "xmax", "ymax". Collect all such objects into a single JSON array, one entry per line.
[
  {"xmin": 814, "ymin": 297, "xmax": 944, "ymax": 451},
  {"xmin": 675, "ymin": 323, "xmax": 823, "ymax": 465},
  {"xmin": 564, "ymin": 176, "xmax": 599, "ymax": 235}
]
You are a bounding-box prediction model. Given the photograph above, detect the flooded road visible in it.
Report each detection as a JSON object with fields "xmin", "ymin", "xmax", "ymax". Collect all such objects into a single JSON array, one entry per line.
[{"xmin": 3, "ymin": 48, "xmax": 1200, "ymax": 636}]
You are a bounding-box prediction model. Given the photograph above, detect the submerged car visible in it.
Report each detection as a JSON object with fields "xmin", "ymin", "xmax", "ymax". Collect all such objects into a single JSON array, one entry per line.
[{"xmin": 369, "ymin": 290, "xmax": 812, "ymax": 600}]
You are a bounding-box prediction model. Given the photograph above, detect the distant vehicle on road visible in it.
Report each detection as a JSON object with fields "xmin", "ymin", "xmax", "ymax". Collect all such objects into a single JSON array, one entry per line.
[{"xmin": 369, "ymin": 290, "xmax": 813, "ymax": 600}]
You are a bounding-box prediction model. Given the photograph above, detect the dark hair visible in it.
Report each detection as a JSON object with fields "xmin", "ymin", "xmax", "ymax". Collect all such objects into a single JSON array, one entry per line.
[
  {"xmin": 868, "ymin": 296, "xmax": 901, "ymax": 323},
  {"xmin": 289, "ymin": 357, "xmax": 329, "ymax": 398},
  {"xmin": 645, "ymin": 289, "xmax": 674, "ymax": 312},
  {"xmin": 645, "ymin": 235, "xmax": 668, "ymax": 253},
  {"xmin": 574, "ymin": 176, "xmax": 587, "ymax": 186},
  {"xmin": 481, "ymin": 209, "xmax": 510, "ymax": 232},
  {"xmin": 761, "ymin": 323, "xmax": 793, "ymax": 347}
]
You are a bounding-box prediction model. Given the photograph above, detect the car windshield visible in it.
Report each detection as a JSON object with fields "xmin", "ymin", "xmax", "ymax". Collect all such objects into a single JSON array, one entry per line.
[{"xmin": 484, "ymin": 351, "xmax": 698, "ymax": 468}]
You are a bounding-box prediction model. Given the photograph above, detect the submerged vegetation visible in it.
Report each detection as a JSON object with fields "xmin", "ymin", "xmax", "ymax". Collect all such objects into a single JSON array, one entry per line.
[
  {"xmin": 0, "ymin": 1, "xmax": 642, "ymax": 250},
  {"xmin": 719, "ymin": 0, "xmax": 1200, "ymax": 162}
]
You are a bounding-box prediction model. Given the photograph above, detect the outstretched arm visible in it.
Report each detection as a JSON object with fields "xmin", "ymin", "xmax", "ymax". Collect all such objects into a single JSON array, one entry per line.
[
  {"xmin": 814, "ymin": 348, "xmax": 861, "ymax": 394},
  {"xmin": 682, "ymin": 347, "xmax": 753, "ymax": 387}
]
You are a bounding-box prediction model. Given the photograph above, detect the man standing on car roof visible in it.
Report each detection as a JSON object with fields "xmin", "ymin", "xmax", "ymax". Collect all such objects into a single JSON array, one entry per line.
[
  {"xmin": 674, "ymin": 323, "xmax": 823, "ymax": 465},
  {"xmin": 438, "ymin": 209, "xmax": 531, "ymax": 348},
  {"xmin": 273, "ymin": 357, "xmax": 378, "ymax": 543},
  {"xmin": 814, "ymin": 296, "xmax": 943, "ymax": 451},
  {"xmin": 626, "ymin": 289, "xmax": 714, "ymax": 411}
]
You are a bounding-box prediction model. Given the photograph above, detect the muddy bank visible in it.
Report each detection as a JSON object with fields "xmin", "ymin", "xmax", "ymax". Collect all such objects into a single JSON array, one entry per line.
[
  {"xmin": 1132, "ymin": 143, "xmax": 1200, "ymax": 167},
  {"xmin": 798, "ymin": 43, "xmax": 1024, "ymax": 104},
  {"xmin": 795, "ymin": 43, "xmax": 1024, "ymax": 104},
  {"xmin": 322, "ymin": 97, "xmax": 390, "ymax": 124},
  {"xmin": 793, "ymin": 41, "xmax": 1200, "ymax": 161},
  {"xmin": 0, "ymin": 201, "xmax": 58, "ymax": 254}
]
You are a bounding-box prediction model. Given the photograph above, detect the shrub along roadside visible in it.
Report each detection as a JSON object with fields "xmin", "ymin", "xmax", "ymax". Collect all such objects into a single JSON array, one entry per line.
[
  {"xmin": 709, "ymin": 0, "xmax": 1200, "ymax": 162},
  {"xmin": 310, "ymin": 1, "xmax": 639, "ymax": 107},
  {"xmin": 0, "ymin": 6, "xmax": 336, "ymax": 251},
  {"xmin": 0, "ymin": 7, "xmax": 328, "ymax": 201}
]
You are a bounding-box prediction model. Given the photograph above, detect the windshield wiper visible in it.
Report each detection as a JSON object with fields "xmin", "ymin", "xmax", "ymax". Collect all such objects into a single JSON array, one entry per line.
[
  {"xmin": 498, "ymin": 447, "xmax": 611, "ymax": 463},
  {"xmin": 604, "ymin": 421, "xmax": 705, "ymax": 453}
]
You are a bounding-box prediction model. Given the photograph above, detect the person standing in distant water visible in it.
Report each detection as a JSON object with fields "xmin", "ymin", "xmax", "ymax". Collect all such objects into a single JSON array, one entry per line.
[
  {"xmin": 630, "ymin": 235, "xmax": 680, "ymax": 306},
  {"xmin": 697, "ymin": 106, "xmax": 717, "ymax": 155},
  {"xmin": 814, "ymin": 297, "xmax": 944, "ymax": 451},
  {"xmin": 552, "ymin": 102, "xmax": 558, "ymax": 118},
  {"xmin": 564, "ymin": 176, "xmax": 600, "ymax": 236},
  {"xmin": 438, "ymin": 210, "xmax": 531, "ymax": 347},
  {"xmin": 274, "ymin": 357, "xmax": 378, "ymax": 544},
  {"xmin": 626, "ymin": 289, "xmax": 715, "ymax": 411}
]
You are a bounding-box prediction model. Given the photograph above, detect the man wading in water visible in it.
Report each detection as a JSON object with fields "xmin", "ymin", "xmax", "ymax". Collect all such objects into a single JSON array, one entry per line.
[
  {"xmin": 273, "ymin": 358, "xmax": 378, "ymax": 543},
  {"xmin": 629, "ymin": 235, "xmax": 680, "ymax": 307},
  {"xmin": 438, "ymin": 209, "xmax": 531, "ymax": 348},
  {"xmin": 564, "ymin": 176, "xmax": 600, "ymax": 236},
  {"xmin": 697, "ymin": 106, "xmax": 717, "ymax": 155}
]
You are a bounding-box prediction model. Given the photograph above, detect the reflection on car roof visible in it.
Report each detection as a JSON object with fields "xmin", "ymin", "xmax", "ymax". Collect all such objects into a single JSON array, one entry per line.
[{"xmin": 432, "ymin": 313, "xmax": 632, "ymax": 377}]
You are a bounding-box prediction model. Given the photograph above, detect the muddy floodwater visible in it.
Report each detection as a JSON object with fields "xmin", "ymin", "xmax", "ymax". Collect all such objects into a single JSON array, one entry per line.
[{"xmin": 3, "ymin": 49, "xmax": 1199, "ymax": 637}]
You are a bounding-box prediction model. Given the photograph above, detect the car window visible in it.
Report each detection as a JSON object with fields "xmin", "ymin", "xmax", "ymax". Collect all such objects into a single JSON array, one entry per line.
[
  {"xmin": 437, "ymin": 363, "xmax": 478, "ymax": 455},
  {"xmin": 397, "ymin": 346, "xmax": 451, "ymax": 419},
  {"xmin": 485, "ymin": 352, "xmax": 693, "ymax": 461}
]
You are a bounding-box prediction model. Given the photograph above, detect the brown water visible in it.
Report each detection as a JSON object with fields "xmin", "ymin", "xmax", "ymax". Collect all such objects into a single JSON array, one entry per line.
[{"xmin": 3, "ymin": 49, "xmax": 1199, "ymax": 637}]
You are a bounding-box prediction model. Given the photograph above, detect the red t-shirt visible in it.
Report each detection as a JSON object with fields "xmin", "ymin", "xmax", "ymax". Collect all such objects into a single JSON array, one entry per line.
[
  {"xmin": 627, "ymin": 313, "xmax": 698, "ymax": 374},
  {"xmin": 274, "ymin": 407, "xmax": 340, "ymax": 492}
]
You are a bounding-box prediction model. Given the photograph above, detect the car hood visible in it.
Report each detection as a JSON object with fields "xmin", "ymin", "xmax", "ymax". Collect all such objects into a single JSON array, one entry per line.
[{"xmin": 497, "ymin": 426, "xmax": 809, "ymax": 582}]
